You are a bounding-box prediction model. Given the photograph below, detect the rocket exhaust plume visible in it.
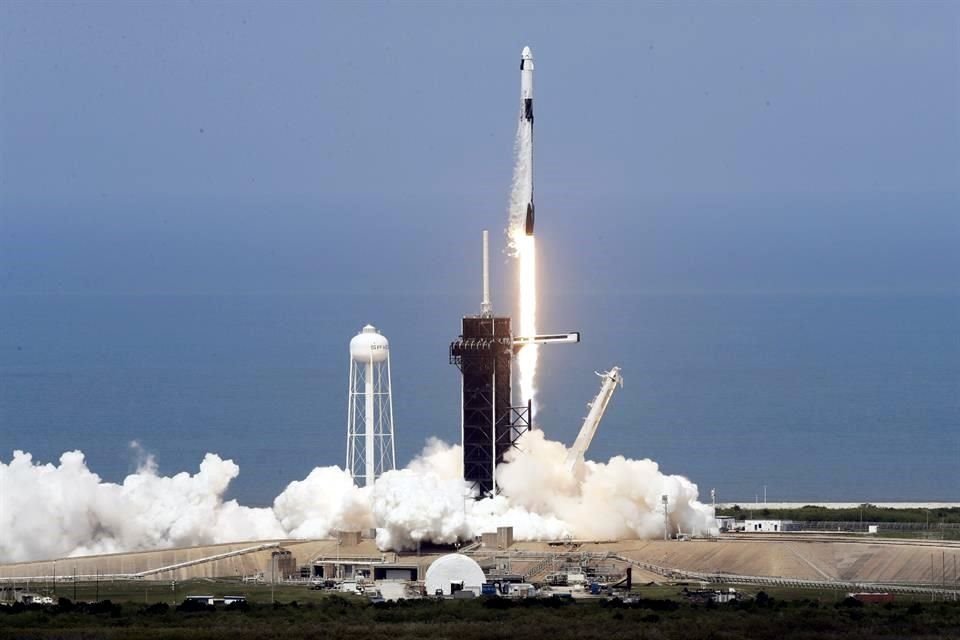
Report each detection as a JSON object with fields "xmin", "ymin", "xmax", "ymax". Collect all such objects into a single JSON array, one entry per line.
[
  {"xmin": 0, "ymin": 432, "xmax": 716, "ymax": 563},
  {"xmin": 508, "ymin": 45, "xmax": 538, "ymax": 412}
]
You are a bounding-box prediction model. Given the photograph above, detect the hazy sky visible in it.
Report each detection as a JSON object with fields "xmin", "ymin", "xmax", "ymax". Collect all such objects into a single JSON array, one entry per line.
[{"xmin": 2, "ymin": 1, "xmax": 958, "ymax": 295}]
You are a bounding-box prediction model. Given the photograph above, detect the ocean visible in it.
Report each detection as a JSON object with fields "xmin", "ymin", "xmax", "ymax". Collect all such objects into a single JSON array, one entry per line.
[{"xmin": 1, "ymin": 292, "xmax": 957, "ymax": 506}]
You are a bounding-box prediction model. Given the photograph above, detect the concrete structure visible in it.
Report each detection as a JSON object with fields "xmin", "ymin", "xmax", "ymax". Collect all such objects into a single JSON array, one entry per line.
[
  {"xmin": 0, "ymin": 538, "xmax": 388, "ymax": 584},
  {"xmin": 480, "ymin": 526, "xmax": 515, "ymax": 550},
  {"xmin": 2, "ymin": 535, "xmax": 958, "ymax": 596}
]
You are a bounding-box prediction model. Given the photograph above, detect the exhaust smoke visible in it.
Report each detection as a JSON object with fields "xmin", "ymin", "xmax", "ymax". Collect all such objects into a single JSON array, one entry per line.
[{"xmin": 0, "ymin": 431, "xmax": 715, "ymax": 563}]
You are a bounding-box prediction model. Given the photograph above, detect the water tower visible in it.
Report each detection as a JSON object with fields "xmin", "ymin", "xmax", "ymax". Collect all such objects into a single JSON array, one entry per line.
[{"xmin": 346, "ymin": 324, "xmax": 396, "ymax": 486}]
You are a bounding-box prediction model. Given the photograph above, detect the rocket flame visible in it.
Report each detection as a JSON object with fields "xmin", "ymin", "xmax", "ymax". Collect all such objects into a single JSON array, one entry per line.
[
  {"xmin": 513, "ymin": 232, "xmax": 538, "ymax": 411},
  {"xmin": 508, "ymin": 118, "xmax": 537, "ymax": 413}
]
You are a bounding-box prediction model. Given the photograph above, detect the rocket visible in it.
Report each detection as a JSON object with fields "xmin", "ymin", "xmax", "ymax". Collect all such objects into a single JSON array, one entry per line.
[
  {"xmin": 521, "ymin": 46, "xmax": 535, "ymax": 236},
  {"xmin": 521, "ymin": 46, "xmax": 534, "ymax": 123}
]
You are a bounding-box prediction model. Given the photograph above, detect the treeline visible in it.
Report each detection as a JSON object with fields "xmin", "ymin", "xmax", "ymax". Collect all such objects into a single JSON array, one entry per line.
[{"xmin": 717, "ymin": 504, "xmax": 960, "ymax": 524}]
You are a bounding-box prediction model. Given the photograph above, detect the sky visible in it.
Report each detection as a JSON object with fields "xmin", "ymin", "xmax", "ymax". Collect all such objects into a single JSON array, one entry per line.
[{"xmin": 1, "ymin": 0, "xmax": 958, "ymax": 296}]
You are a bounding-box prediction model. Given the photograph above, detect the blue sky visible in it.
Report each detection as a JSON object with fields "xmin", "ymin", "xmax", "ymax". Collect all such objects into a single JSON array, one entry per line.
[{"xmin": 2, "ymin": 1, "xmax": 958, "ymax": 295}]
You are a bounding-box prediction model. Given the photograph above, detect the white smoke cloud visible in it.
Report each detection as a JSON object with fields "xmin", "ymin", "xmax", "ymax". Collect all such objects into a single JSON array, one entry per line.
[
  {"xmin": 0, "ymin": 432, "xmax": 715, "ymax": 564},
  {"xmin": 273, "ymin": 466, "xmax": 372, "ymax": 538},
  {"xmin": 0, "ymin": 449, "xmax": 285, "ymax": 563}
]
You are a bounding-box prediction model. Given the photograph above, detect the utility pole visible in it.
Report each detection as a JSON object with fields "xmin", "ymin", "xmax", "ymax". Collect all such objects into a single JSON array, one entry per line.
[
  {"xmin": 662, "ymin": 495, "xmax": 669, "ymax": 541},
  {"xmin": 73, "ymin": 567, "xmax": 77, "ymax": 602},
  {"xmin": 95, "ymin": 570, "xmax": 99, "ymax": 602},
  {"xmin": 337, "ymin": 538, "xmax": 342, "ymax": 581}
]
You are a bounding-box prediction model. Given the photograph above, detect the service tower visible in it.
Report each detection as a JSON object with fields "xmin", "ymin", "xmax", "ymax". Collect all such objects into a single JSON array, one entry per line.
[
  {"xmin": 450, "ymin": 232, "xmax": 579, "ymax": 497},
  {"xmin": 450, "ymin": 232, "xmax": 531, "ymax": 497}
]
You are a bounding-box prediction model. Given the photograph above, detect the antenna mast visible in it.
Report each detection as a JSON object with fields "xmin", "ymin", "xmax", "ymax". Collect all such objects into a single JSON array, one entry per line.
[{"xmin": 481, "ymin": 230, "xmax": 492, "ymax": 317}]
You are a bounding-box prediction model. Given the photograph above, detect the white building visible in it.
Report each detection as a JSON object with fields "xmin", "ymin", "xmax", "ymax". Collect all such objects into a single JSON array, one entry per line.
[
  {"xmin": 742, "ymin": 519, "xmax": 796, "ymax": 533},
  {"xmin": 716, "ymin": 516, "xmax": 737, "ymax": 532}
]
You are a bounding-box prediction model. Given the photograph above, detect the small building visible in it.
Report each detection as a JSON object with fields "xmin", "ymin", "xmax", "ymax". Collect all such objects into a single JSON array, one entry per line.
[
  {"xmin": 849, "ymin": 592, "xmax": 894, "ymax": 604},
  {"xmin": 683, "ymin": 587, "xmax": 740, "ymax": 604},
  {"xmin": 502, "ymin": 582, "xmax": 536, "ymax": 598},
  {"xmin": 743, "ymin": 519, "xmax": 796, "ymax": 533},
  {"xmin": 269, "ymin": 550, "xmax": 297, "ymax": 580},
  {"xmin": 182, "ymin": 595, "xmax": 246, "ymax": 606},
  {"xmin": 336, "ymin": 531, "xmax": 362, "ymax": 546},
  {"xmin": 716, "ymin": 516, "xmax": 737, "ymax": 532},
  {"xmin": 372, "ymin": 565, "xmax": 418, "ymax": 581},
  {"xmin": 0, "ymin": 588, "xmax": 53, "ymax": 605}
]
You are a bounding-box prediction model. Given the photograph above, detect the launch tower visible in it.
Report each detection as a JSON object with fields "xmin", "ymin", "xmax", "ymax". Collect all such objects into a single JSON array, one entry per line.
[
  {"xmin": 450, "ymin": 232, "xmax": 579, "ymax": 497},
  {"xmin": 450, "ymin": 233, "xmax": 531, "ymax": 497}
]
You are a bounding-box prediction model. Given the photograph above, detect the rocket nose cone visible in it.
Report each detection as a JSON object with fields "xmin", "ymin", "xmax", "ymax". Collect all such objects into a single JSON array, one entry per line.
[{"xmin": 521, "ymin": 46, "xmax": 532, "ymax": 59}]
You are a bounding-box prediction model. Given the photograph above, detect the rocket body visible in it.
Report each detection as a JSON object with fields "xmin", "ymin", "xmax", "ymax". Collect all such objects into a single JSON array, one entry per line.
[
  {"xmin": 521, "ymin": 46, "xmax": 534, "ymax": 123},
  {"xmin": 520, "ymin": 46, "xmax": 535, "ymax": 236}
]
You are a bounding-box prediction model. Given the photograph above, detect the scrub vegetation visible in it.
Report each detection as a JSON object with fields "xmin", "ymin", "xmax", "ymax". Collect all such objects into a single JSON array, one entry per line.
[
  {"xmin": 718, "ymin": 504, "xmax": 960, "ymax": 525},
  {"xmin": 1, "ymin": 589, "xmax": 958, "ymax": 640}
]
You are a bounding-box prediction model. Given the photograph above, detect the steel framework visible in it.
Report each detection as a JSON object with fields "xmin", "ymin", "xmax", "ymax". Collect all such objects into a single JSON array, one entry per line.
[{"xmin": 451, "ymin": 316, "xmax": 530, "ymax": 497}]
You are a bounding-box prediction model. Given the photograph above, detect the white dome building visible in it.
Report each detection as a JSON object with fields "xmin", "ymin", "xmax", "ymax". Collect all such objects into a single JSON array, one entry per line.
[{"xmin": 424, "ymin": 554, "xmax": 486, "ymax": 597}]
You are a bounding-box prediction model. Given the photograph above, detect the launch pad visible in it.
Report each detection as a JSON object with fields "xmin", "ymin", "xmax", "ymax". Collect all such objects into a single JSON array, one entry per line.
[{"xmin": 450, "ymin": 228, "xmax": 580, "ymax": 497}]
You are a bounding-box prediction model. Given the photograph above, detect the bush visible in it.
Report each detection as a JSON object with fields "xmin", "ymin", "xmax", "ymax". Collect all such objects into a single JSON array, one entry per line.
[
  {"xmin": 836, "ymin": 597, "xmax": 864, "ymax": 609},
  {"xmin": 482, "ymin": 597, "xmax": 513, "ymax": 610},
  {"xmin": 141, "ymin": 602, "xmax": 170, "ymax": 615},
  {"xmin": 176, "ymin": 600, "xmax": 214, "ymax": 613}
]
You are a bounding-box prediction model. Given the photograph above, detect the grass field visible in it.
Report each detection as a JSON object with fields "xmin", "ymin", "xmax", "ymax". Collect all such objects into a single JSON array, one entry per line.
[{"xmin": 17, "ymin": 579, "xmax": 337, "ymax": 606}]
